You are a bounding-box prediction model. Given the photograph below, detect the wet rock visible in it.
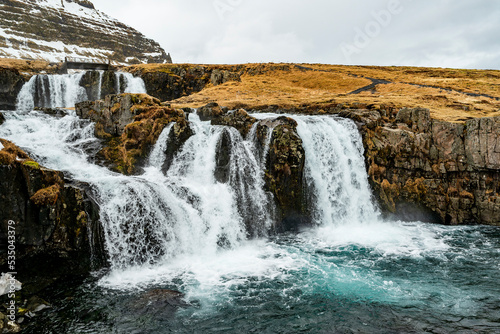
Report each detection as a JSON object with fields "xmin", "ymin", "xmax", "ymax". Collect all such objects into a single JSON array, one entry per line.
[
  {"xmin": 211, "ymin": 108, "xmax": 257, "ymax": 138},
  {"xmin": 130, "ymin": 289, "xmax": 187, "ymax": 318},
  {"xmin": 197, "ymin": 102, "xmax": 224, "ymax": 121},
  {"xmin": 161, "ymin": 118, "xmax": 193, "ymax": 174},
  {"xmin": 214, "ymin": 129, "xmax": 232, "ymax": 183},
  {"xmin": 76, "ymin": 93, "xmax": 189, "ymax": 175},
  {"xmin": 346, "ymin": 106, "xmax": 500, "ymax": 226},
  {"xmin": 0, "ymin": 139, "xmax": 103, "ymax": 281},
  {"xmin": 34, "ymin": 107, "xmax": 68, "ymax": 117},
  {"xmin": 0, "ymin": 67, "xmax": 25, "ymax": 110},
  {"xmin": 100, "ymin": 70, "xmax": 118, "ymax": 97},
  {"xmin": 79, "ymin": 70, "xmax": 101, "ymax": 101},
  {"xmin": 266, "ymin": 117, "xmax": 307, "ymax": 231}
]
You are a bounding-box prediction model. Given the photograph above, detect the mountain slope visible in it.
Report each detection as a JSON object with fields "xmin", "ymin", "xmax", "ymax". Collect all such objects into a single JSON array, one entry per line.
[{"xmin": 0, "ymin": 0, "xmax": 172, "ymax": 64}]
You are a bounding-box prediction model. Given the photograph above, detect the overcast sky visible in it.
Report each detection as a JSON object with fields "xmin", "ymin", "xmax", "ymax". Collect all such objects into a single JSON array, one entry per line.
[{"xmin": 94, "ymin": 0, "xmax": 500, "ymax": 69}]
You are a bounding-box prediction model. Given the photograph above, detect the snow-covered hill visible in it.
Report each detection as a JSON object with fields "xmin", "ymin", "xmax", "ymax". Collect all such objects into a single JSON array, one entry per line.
[{"xmin": 0, "ymin": 0, "xmax": 171, "ymax": 64}]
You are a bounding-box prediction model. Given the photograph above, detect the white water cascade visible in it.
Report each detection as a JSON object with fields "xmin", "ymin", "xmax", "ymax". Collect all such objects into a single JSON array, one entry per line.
[
  {"xmin": 119, "ymin": 72, "xmax": 147, "ymax": 93},
  {"xmin": 294, "ymin": 116, "xmax": 380, "ymax": 225},
  {"xmin": 16, "ymin": 71, "xmax": 147, "ymax": 111},
  {"xmin": 16, "ymin": 72, "xmax": 88, "ymax": 111}
]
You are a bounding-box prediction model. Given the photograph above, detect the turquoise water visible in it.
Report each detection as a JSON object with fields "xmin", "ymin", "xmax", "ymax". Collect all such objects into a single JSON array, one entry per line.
[{"xmin": 22, "ymin": 223, "xmax": 500, "ymax": 334}]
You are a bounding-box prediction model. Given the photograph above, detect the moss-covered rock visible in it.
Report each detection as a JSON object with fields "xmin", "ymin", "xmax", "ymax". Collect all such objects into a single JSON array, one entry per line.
[
  {"xmin": 265, "ymin": 117, "xmax": 307, "ymax": 231},
  {"xmin": 76, "ymin": 93, "xmax": 190, "ymax": 175},
  {"xmin": 0, "ymin": 139, "xmax": 103, "ymax": 287},
  {"xmin": 342, "ymin": 107, "xmax": 500, "ymax": 225}
]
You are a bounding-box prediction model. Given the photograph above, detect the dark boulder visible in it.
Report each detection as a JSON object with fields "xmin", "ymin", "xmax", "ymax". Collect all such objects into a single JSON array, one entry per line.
[
  {"xmin": 0, "ymin": 67, "xmax": 25, "ymax": 110},
  {"xmin": 265, "ymin": 117, "xmax": 307, "ymax": 231},
  {"xmin": 0, "ymin": 139, "xmax": 104, "ymax": 286}
]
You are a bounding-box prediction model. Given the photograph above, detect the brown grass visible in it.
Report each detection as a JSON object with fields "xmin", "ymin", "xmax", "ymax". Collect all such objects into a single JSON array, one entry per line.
[
  {"xmin": 130, "ymin": 63, "xmax": 500, "ymax": 123},
  {"xmin": 0, "ymin": 57, "xmax": 56, "ymax": 75}
]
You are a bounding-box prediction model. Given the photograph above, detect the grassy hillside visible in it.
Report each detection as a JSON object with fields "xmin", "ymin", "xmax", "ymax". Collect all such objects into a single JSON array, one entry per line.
[{"xmin": 129, "ymin": 63, "xmax": 500, "ymax": 123}]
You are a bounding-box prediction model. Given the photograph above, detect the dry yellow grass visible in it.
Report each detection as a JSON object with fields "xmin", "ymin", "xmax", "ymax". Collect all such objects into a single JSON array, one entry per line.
[
  {"xmin": 0, "ymin": 57, "xmax": 56, "ymax": 75},
  {"xmin": 140, "ymin": 63, "xmax": 499, "ymax": 122}
]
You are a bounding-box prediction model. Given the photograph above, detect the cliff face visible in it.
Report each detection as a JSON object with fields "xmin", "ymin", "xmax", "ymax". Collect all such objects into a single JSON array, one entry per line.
[
  {"xmin": 126, "ymin": 65, "xmax": 242, "ymax": 102},
  {"xmin": 0, "ymin": 67, "xmax": 25, "ymax": 110},
  {"xmin": 340, "ymin": 107, "xmax": 500, "ymax": 226},
  {"xmin": 0, "ymin": 139, "xmax": 104, "ymax": 281},
  {"xmin": 0, "ymin": 0, "xmax": 171, "ymax": 64}
]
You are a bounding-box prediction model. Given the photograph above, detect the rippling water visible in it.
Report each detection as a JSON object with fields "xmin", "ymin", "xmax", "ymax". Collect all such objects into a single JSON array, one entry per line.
[{"xmin": 20, "ymin": 223, "xmax": 500, "ymax": 333}]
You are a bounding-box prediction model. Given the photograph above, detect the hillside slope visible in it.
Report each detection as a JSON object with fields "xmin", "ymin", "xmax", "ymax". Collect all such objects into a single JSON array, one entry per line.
[
  {"xmin": 126, "ymin": 63, "xmax": 500, "ymax": 123},
  {"xmin": 0, "ymin": 0, "xmax": 172, "ymax": 64}
]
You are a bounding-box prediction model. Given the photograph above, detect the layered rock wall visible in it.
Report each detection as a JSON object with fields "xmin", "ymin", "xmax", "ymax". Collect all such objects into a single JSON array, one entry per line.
[
  {"xmin": 341, "ymin": 107, "xmax": 500, "ymax": 225},
  {"xmin": 127, "ymin": 65, "xmax": 241, "ymax": 102},
  {"xmin": 0, "ymin": 139, "xmax": 103, "ymax": 279},
  {"xmin": 0, "ymin": 0, "xmax": 171, "ymax": 64},
  {"xmin": 0, "ymin": 67, "xmax": 25, "ymax": 110}
]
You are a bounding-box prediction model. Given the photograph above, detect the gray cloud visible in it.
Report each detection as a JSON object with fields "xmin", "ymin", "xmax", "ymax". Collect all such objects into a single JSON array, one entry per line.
[{"xmin": 94, "ymin": 0, "xmax": 500, "ymax": 69}]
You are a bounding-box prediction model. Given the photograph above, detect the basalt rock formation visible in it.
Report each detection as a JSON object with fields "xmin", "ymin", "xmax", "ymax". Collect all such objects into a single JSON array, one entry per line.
[
  {"xmin": 76, "ymin": 93, "xmax": 191, "ymax": 175},
  {"xmin": 0, "ymin": 139, "xmax": 103, "ymax": 283},
  {"xmin": 340, "ymin": 107, "xmax": 500, "ymax": 225},
  {"xmin": 0, "ymin": 67, "xmax": 25, "ymax": 110},
  {"xmin": 265, "ymin": 117, "xmax": 306, "ymax": 230},
  {"xmin": 0, "ymin": 0, "xmax": 171, "ymax": 64},
  {"xmin": 127, "ymin": 65, "xmax": 241, "ymax": 102}
]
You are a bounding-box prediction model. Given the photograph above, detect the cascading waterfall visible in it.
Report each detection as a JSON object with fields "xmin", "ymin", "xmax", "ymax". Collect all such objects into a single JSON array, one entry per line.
[
  {"xmin": 16, "ymin": 72, "xmax": 88, "ymax": 110},
  {"xmin": 1, "ymin": 76, "xmax": 499, "ymax": 333},
  {"xmin": 294, "ymin": 116, "xmax": 380, "ymax": 225},
  {"xmin": 16, "ymin": 71, "xmax": 146, "ymax": 111},
  {"xmin": 120, "ymin": 72, "xmax": 147, "ymax": 93}
]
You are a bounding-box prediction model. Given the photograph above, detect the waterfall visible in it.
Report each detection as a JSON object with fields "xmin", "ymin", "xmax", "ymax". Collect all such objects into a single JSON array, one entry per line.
[
  {"xmin": 96, "ymin": 71, "xmax": 103, "ymax": 100},
  {"xmin": 121, "ymin": 72, "xmax": 147, "ymax": 94},
  {"xmin": 15, "ymin": 71, "xmax": 147, "ymax": 111},
  {"xmin": 294, "ymin": 115, "xmax": 380, "ymax": 225},
  {"xmin": 16, "ymin": 72, "xmax": 88, "ymax": 111}
]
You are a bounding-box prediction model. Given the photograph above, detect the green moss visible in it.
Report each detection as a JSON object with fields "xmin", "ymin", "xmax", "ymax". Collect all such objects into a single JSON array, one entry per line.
[{"xmin": 23, "ymin": 160, "xmax": 40, "ymax": 169}]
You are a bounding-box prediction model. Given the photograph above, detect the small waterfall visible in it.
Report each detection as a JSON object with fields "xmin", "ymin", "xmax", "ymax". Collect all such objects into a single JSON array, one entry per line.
[
  {"xmin": 16, "ymin": 71, "xmax": 147, "ymax": 111},
  {"xmin": 96, "ymin": 71, "xmax": 104, "ymax": 100},
  {"xmin": 121, "ymin": 72, "xmax": 147, "ymax": 94},
  {"xmin": 16, "ymin": 73, "xmax": 88, "ymax": 111},
  {"xmin": 293, "ymin": 116, "xmax": 380, "ymax": 225}
]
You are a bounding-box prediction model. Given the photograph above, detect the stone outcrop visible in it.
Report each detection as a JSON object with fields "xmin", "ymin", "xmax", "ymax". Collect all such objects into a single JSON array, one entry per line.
[
  {"xmin": 0, "ymin": 0, "xmax": 171, "ymax": 64},
  {"xmin": 340, "ymin": 107, "xmax": 500, "ymax": 225},
  {"xmin": 265, "ymin": 117, "xmax": 307, "ymax": 230},
  {"xmin": 0, "ymin": 67, "xmax": 25, "ymax": 110},
  {"xmin": 127, "ymin": 65, "xmax": 241, "ymax": 102},
  {"xmin": 0, "ymin": 139, "xmax": 103, "ymax": 281},
  {"xmin": 76, "ymin": 93, "xmax": 191, "ymax": 174}
]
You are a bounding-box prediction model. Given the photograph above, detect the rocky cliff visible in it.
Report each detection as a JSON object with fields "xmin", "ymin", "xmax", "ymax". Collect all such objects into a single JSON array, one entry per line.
[
  {"xmin": 338, "ymin": 107, "xmax": 500, "ymax": 226},
  {"xmin": 0, "ymin": 67, "xmax": 25, "ymax": 110},
  {"xmin": 0, "ymin": 139, "xmax": 104, "ymax": 283},
  {"xmin": 126, "ymin": 65, "xmax": 242, "ymax": 102},
  {"xmin": 0, "ymin": 0, "xmax": 171, "ymax": 64},
  {"xmin": 75, "ymin": 93, "xmax": 191, "ymax": 175}
]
